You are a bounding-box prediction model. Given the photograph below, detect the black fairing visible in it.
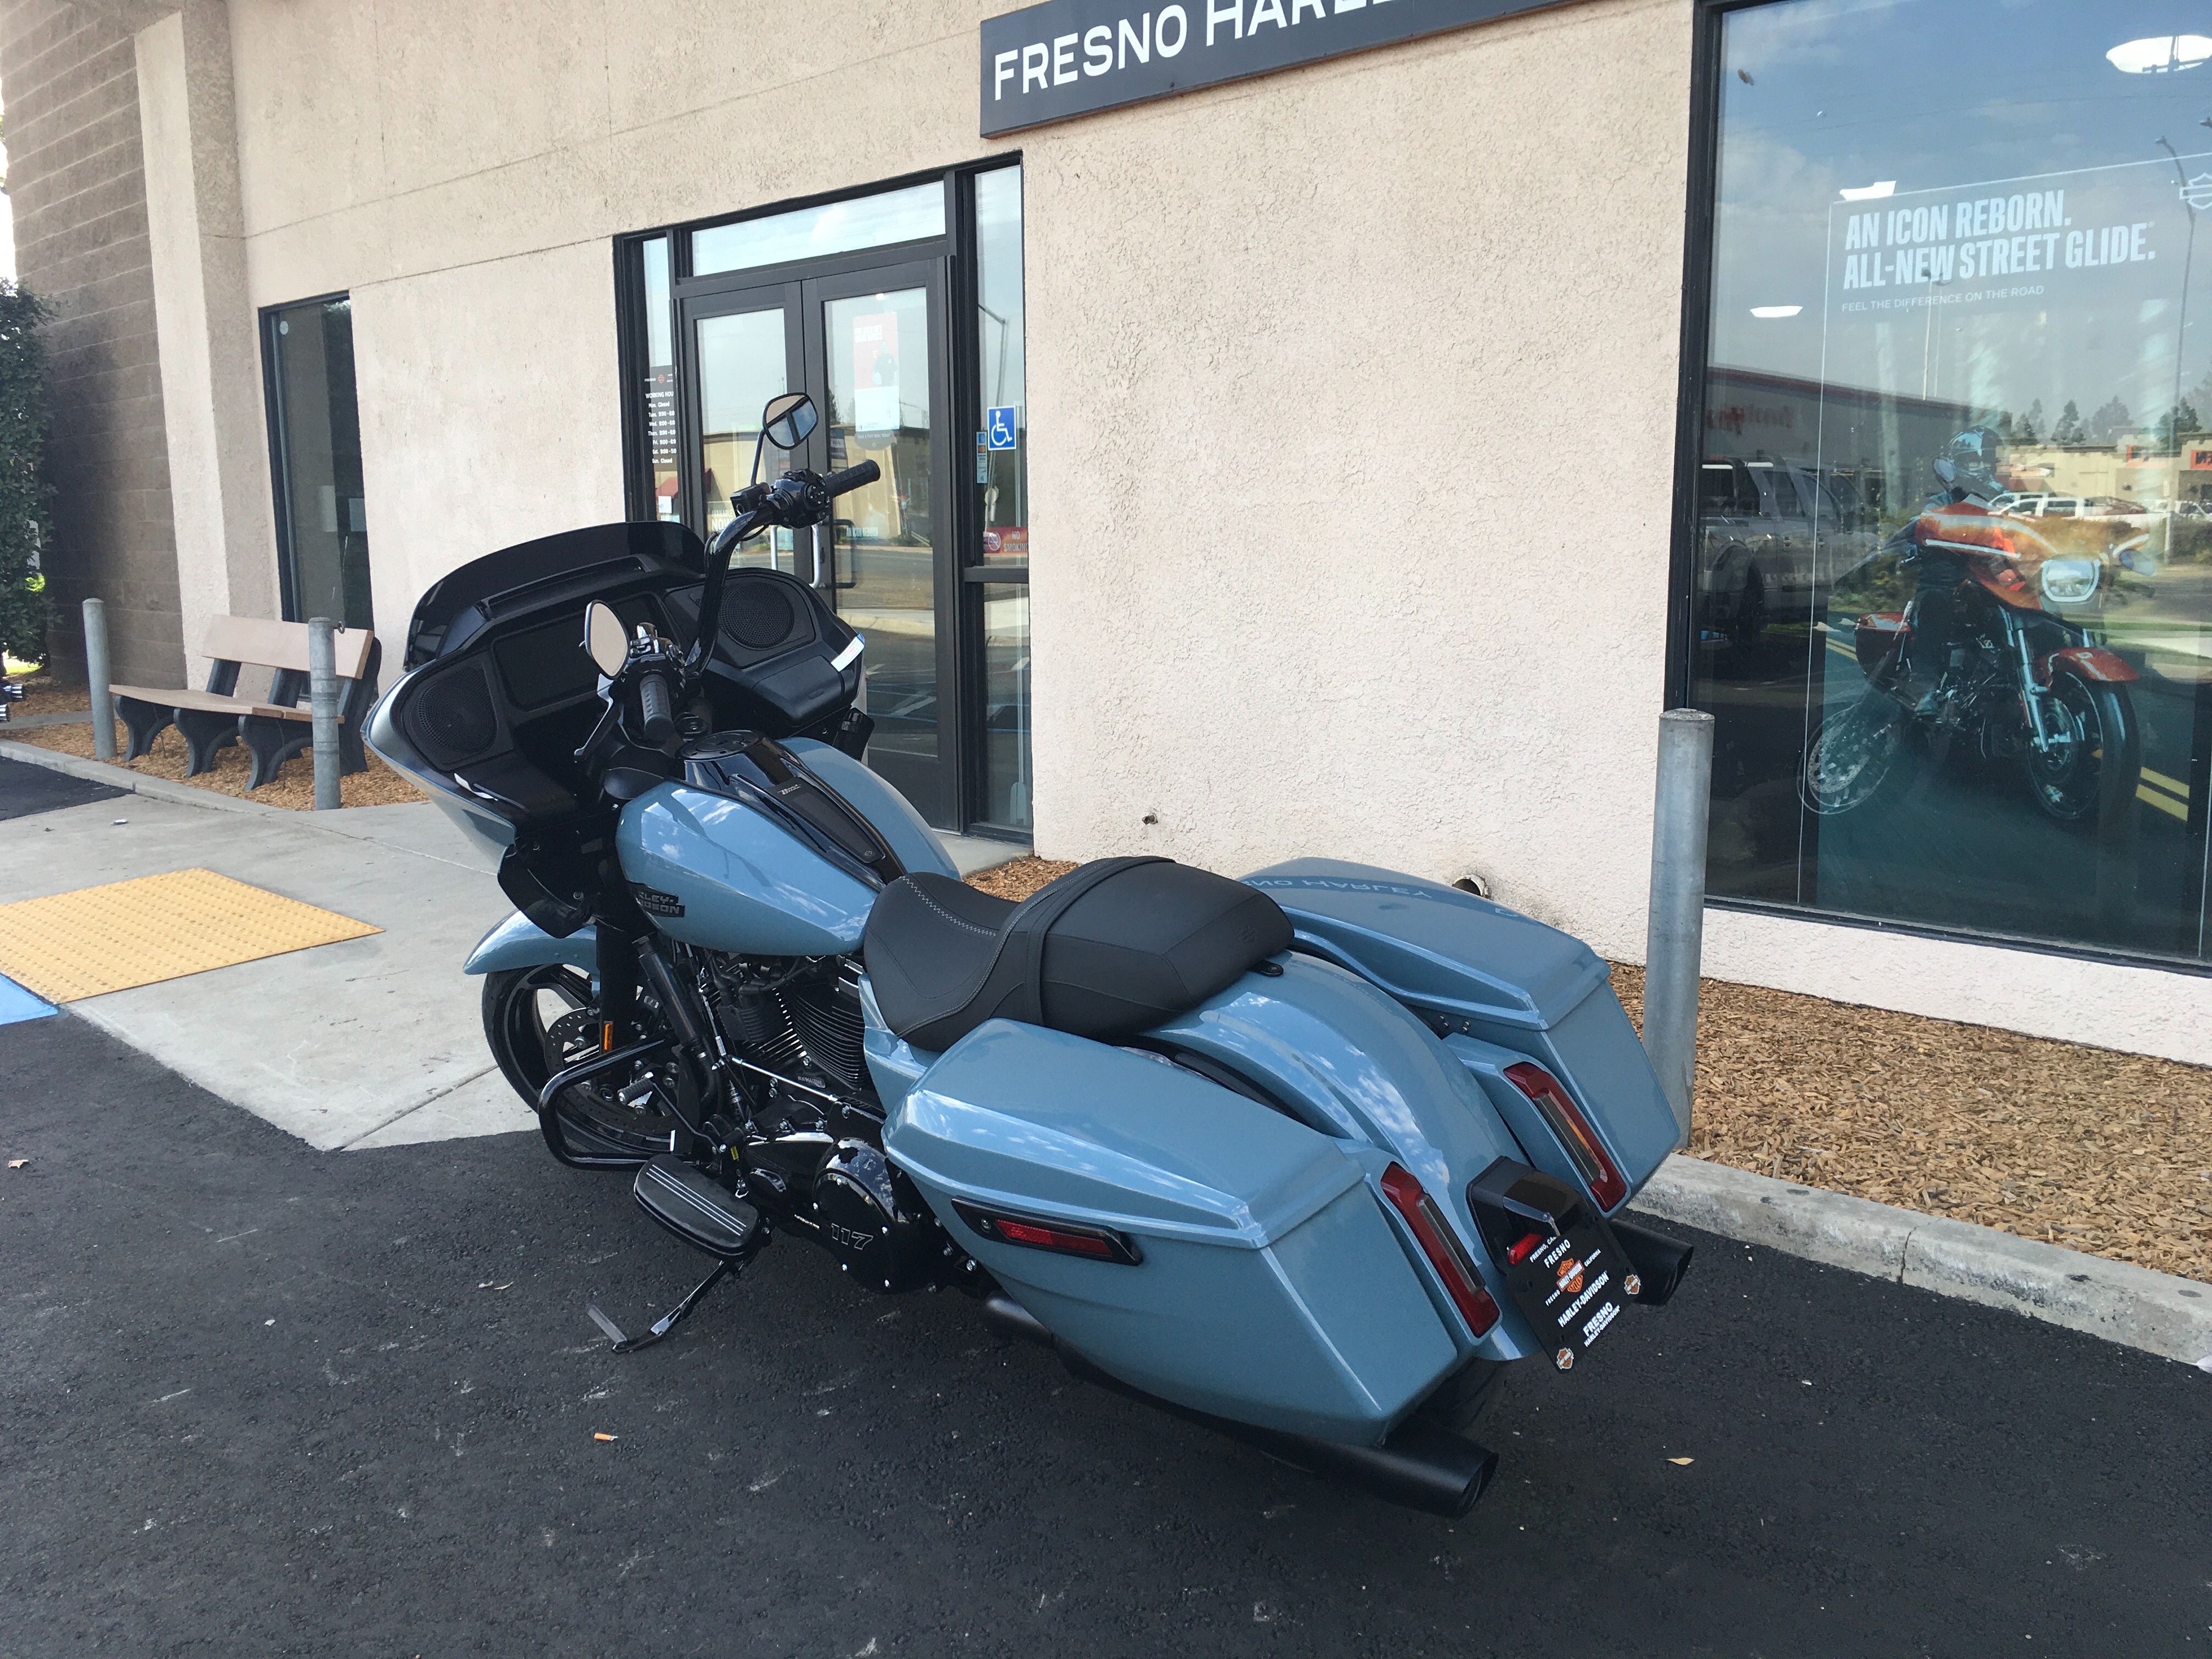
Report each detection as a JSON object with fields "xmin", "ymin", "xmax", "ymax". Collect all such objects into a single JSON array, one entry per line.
[{"xmin": 389, "ymin": 520, "xmax": 863, "ymax": 829}]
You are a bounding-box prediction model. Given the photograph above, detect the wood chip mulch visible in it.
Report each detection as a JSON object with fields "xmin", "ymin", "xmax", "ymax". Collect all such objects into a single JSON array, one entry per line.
[
  {"xmin": 965, "ymin": 855, "xmax": 1076, "ymax": 900},
  {"xmin": 5, "ymin": 710, "xmax": 427, "ymax": 810},
  {"xmin": 963, "ymin": 857, "xmax": 2212, "ymax": 1283}
]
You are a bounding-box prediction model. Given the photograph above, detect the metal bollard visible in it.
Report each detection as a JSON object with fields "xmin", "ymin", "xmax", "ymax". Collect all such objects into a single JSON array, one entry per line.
[
  {"xmin": 82, "ymin": 597, "xmax": 115, "ymax": 760},
  {"xmin": 308, "ymin": 617, "xmax": 341, "ymax": 810},
  {"xmin": 1643, "ymin": 707, "xmax": 1714, "ymax": 1137}
]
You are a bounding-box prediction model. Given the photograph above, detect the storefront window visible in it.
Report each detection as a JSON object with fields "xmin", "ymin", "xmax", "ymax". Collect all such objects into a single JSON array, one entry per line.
[
  {"xmin": 1691, "ymin": 2, "xmax": 2212, "ymax": 962},
  {"xmin": 264, "ymin": 295, "xmax": 372, "ymax": 630},
  {"xmin": 973, "ymin": 163, "xmax": 1031, "ymax": 831}
]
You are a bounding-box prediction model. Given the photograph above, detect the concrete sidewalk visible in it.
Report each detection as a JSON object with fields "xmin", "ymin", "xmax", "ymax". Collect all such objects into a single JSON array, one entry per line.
[{"xmin": 0, "ymin": 757, "xmax": 528, "ymax": 1150}]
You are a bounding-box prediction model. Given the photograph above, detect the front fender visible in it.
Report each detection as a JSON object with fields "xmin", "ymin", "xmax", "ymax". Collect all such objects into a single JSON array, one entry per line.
[
  {"xmin": 2038, "ymin": 644, "xmax": 2140, "ymax": 685},
  {"xmin": 464, "ymin": 911, "xmax": 599, "ymax": 977}
]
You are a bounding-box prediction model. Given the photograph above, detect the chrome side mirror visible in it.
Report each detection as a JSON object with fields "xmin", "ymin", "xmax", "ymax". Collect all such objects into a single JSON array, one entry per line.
[
  {"xmin": 761, "ymin": 392, "xmax": 819, "ymax": 449},
  {"xmin": 584, "ymin": 601, "xmax": 628, "ymax": 679}
]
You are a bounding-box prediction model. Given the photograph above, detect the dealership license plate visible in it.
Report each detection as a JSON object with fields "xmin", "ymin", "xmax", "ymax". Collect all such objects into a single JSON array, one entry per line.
[{"xmin": 1505, "ymin": 1215, "xmax": 1628, "ymax": 1370}]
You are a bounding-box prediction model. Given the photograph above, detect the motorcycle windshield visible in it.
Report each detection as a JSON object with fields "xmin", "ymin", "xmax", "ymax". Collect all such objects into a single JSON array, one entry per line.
[{"xmin": 404, "ymin": 521, "xmax": 707, "ymax": 670}]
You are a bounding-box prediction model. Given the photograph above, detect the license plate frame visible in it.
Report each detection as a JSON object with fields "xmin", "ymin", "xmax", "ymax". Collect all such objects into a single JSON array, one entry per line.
[{"xmin": 1469, "ymin": 1158, "xmax": 1634, "ymax": 1370}]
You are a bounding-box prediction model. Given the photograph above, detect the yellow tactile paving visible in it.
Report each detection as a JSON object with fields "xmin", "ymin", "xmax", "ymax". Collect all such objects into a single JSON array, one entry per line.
[{"xmin": 0, "ymin": 867, "xmax": 380, "ymax": 1002}]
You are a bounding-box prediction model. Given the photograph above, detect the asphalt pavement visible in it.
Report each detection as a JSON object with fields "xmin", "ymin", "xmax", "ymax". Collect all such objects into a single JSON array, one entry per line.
[{"xmin": 4, "ymin": 1009, "xmax": 2208, "ymax": 1659}]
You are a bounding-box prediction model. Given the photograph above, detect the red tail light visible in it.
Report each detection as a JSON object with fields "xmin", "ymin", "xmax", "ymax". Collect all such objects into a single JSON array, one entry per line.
[
  {"xmin": 1379, "ymin": 1164, "xmax": 1501, "ymax": 1337},
  {"xmin": 1504, "ymin": 1062, "xmax": 1628, "ymax": 1211},
  {"xmin": 951, "ymin": 1201, "xmax": 1143, "ymax": 1265}
]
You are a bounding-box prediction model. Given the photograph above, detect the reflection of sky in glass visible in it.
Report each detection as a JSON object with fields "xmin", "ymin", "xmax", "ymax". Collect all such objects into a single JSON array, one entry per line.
[
  {"xmin": 692, "ymin": 182, "xmax": 945, "ymax": 276},
  {"xmin": 1714, "ymin": 0, "xmax": 2212, "ymax": 417}
]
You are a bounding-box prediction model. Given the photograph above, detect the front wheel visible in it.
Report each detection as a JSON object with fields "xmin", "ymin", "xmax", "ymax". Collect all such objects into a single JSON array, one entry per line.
[
  {"xmin": 482, "ymin": 965, "xmax": 689, "ymax": 1164},
  {"xmin": 2021, "ymin": 677, "xmax": 2140, "ymax": 826},
  {"xmin": 1799, "ymin": 693, "xmax": 1906, "ymax": 817}
]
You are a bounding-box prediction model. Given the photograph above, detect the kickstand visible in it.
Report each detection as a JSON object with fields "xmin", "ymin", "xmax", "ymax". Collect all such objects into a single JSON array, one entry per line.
[{"xmin": 587, "ymin": 1257, "xmax": 741, "ymax": 1354}]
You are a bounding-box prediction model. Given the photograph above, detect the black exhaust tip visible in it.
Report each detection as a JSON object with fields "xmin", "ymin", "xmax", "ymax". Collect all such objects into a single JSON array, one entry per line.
[
  {"xmin": 981, "ymin": 1291, "xmax": 1497, "ymax": 1517},
  {"xmin": 1609, "ymin": 1216, "xmax": 1694, "ymax": 1304}
]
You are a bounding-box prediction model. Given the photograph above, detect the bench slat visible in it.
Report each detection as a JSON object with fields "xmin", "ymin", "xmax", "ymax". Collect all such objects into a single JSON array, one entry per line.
[
  {"xmin": 200, "ymin": 616, "xmax": 373, "ymax": 680},
  {"xmin": 113, "ymin": 685, "xmax": 336, "ymax": 723}
]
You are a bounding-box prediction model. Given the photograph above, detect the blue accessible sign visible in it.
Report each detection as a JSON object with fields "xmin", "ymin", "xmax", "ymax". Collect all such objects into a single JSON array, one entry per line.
[{"xmin": 986, "ymin": 406, "xmax": 1019, "ymax": 449}]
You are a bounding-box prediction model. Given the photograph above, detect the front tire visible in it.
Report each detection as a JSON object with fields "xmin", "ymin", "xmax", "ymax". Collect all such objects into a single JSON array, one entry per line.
[
  {"xmin": 2021, "ymin": 677, "xmax": 2140, "ymax": 826},
  {"xmin": 1799, "ymin": 692, "xmax": 1905, "ymax": 816},
  {"xmin": 482, "ymin": 965, "xmax": 686, "ymax": 1162}
]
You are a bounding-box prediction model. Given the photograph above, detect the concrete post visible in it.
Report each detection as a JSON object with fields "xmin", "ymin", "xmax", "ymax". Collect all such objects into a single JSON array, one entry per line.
[
  {"xmin": 1643, "ymin": 707, "xmax": 1714, "ymax": 1137},
  {"xmin": 83, "ymin": 599, "xmax": 115, "ymax": 761},
  {"xmin": 308, "ymin": 617, "xmax": 340, "ymax": 810}
]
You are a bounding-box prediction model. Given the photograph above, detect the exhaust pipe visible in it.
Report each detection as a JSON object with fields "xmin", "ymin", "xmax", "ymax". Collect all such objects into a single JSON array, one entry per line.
[
  {"xmin": 1609, "ymin": 1217, "xmax": 1694, "ymax": 1305},
  {"xmin": 981, "ymin": 1294, "xmax": 1499, "ymax": 1517}
]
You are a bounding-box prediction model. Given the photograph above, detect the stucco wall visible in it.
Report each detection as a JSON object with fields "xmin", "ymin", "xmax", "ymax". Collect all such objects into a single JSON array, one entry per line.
[{"xmin": 1019, "ymin": 0, "xmax": 1690, "ymax": 963}]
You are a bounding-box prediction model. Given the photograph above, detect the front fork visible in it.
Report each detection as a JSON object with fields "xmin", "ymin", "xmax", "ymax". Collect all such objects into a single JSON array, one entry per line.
[{"xmin": 2005, "ymin": 610, "xmax": 2066, "ymax": 757}]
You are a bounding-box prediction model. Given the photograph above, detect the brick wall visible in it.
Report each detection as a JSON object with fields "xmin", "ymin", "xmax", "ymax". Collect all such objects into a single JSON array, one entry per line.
[{"xmin": 1, "ymin": 0, "xmax": 180, "ymax": 684}]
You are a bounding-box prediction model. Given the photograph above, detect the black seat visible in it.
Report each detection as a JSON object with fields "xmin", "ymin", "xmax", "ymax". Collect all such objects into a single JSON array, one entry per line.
[{"xmin": 863, "ymin": 856, "xmax": 1294, "ymax": 1053}]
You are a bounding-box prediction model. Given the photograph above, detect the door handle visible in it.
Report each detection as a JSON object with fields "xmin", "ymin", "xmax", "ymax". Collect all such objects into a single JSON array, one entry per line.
[{"xmin": 811, "ymin": 523, "xmax": 826, "ymax": 587}]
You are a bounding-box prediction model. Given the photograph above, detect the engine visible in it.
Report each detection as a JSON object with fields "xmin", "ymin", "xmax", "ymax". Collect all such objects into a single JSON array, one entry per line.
[{"xmin": 814, "ymin": 1142, "xmax": 943, "ymax": 1292}]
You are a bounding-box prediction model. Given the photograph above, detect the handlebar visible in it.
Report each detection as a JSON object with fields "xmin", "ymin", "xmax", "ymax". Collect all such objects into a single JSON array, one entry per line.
[
  {"xmin": 636, "ymin": 668, "xmax": 675, "ymax": 744},
  {"xmin": 687, "ymin": 461, "xmax": 884, "ymax": 673},
  {"xmin": 820, "ymin": 460, "xmax": 881, "ymax": 496}
]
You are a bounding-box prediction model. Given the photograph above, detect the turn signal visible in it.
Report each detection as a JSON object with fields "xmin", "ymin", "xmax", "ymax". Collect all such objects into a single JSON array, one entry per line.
[
  {"xmin": 1379, "ymin": 1164, "xmax": 1501, "ymax": 1338},
  {"xmin": 1504, "ymin": 1062, "xmax": 1628, "ymax": 1211}
]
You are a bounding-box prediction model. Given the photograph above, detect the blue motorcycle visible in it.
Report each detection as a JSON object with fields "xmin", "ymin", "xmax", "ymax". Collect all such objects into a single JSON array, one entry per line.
[{"xmin": 371, "ymin": 393, "xmax": 1692, "ymax": 1517}]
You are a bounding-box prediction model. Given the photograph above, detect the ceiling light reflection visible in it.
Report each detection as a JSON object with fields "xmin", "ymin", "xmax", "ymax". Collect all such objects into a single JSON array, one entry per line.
[{"xmin": 2108, "ymin": 36, "xmax": 2212, "ymax": 74}]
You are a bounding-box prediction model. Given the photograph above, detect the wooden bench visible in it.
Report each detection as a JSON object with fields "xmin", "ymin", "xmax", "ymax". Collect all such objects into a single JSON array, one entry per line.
[{"xmin": 111, "ymin": 617, "xmax": 382, "ymax": 791}]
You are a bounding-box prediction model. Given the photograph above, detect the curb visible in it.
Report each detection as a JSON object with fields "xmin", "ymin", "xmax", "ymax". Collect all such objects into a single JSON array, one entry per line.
[
  {"xmin": 0, "ymin": 737, "xmax": 296, "ymax": 819},
  {"xmin": 1632, "ymin": 1153, "xmax": 2212, "ymax": 1369}
]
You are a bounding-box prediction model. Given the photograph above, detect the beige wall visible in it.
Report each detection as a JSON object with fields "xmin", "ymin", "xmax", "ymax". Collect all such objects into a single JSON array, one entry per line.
[{"xmin": 123, "ymin": 0, "xmax": 2212, "ymax": 1062}]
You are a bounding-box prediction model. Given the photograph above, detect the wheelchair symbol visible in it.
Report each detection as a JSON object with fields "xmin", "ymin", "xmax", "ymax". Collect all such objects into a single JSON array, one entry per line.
[{"xmin": 986, "ymin": 407, "xmax": 1018, "ymax": 450}]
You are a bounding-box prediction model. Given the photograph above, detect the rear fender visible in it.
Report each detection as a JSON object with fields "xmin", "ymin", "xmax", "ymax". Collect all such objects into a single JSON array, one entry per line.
[
  {"xmin": 464, "ymin": 910, "xmax": 599, "ymax": 978},
  {"xmin": 1147, "ymin": 953, "xmax": 1545, "ymax": 1362}
]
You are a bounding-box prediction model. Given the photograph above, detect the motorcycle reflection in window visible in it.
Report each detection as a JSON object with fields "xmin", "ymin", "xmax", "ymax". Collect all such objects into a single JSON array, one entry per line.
[{"xmin": 1801, "ymin": 426, "xmax": 2146, "ymax": 837}]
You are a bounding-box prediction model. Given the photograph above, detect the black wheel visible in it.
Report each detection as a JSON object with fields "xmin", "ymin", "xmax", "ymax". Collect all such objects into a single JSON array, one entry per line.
[
  {"xmin": 1799, "ymin": 692, "xmax": 1905, "ymax": 816},
  {"xmin": 482, "ymin": 965, "xmax": 686, "ymax": 1161},
  {"xmin": 2022, "ymin": 677, "xmax": 2140, "ymax": 825}
]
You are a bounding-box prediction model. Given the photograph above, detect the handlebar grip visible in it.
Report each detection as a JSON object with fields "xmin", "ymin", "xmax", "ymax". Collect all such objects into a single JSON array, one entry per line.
[
  {"xmin": 821, "ymin": 460, "xmax": 881, "ymax": 496},
  {"xmin": 636, "ymin": 670, "xmax": 675, "ymax": 745}
]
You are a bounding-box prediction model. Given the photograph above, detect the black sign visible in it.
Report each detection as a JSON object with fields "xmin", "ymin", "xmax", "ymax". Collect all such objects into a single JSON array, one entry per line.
[{"xmin": 980, "ymin": 0, "xmax": 1549, "ymax": 136}]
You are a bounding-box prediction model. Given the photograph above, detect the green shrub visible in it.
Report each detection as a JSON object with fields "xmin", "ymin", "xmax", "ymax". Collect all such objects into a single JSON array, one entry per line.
[{"xmin": 0, "ymin": 283, "xmax": 53, "ymax": 667}]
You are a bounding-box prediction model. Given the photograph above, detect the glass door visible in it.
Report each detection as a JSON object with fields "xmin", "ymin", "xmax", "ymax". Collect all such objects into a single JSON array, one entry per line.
[
  {"xmin": 806, "ymin": 263, "xmax": 953, "ymax": 825},
  {"xmin": 683, "ymin": 262, "xmax": 957, "ymax": 826},
  {"xmin": 680, "ymin": 281, "xmax": 802, "ymax": 568}
]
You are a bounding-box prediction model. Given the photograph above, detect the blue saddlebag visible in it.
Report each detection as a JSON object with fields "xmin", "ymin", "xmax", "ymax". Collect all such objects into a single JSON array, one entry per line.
[
  {"xmin": 1243, "ymin": 859, "xmax": 1684, "ymax": 1203},
  {"xmin": 885, "ymin": 1019, "xmax": 1459, "ymax": 1444}
]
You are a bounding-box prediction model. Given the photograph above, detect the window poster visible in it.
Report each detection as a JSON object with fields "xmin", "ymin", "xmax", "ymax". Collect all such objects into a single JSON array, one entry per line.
[
  {"xmin": 1695, "ymin": 1, "xmax": 2212, "ymax": 964},
  {"xmin": 852, "ymin": 311, "xmax": 902, "ymax": 433}
]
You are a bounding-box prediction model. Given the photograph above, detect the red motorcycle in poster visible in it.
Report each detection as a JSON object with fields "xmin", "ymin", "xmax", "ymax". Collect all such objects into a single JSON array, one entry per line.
[{"xmin": 1800, "ymin": 491, "xmax": 2146, "ymax": 831}]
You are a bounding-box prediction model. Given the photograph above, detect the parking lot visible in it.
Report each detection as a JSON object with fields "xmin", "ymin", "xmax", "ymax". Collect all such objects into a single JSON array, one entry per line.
[{"xmin": 5, "ymin": 1008, "xmax": 2208, "ymax": 1657}]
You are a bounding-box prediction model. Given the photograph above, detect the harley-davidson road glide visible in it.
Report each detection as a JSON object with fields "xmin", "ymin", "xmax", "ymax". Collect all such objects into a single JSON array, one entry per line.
[{"xmin": 369, "ymin": 392, "xmax": 1695, "ymax": 1517}]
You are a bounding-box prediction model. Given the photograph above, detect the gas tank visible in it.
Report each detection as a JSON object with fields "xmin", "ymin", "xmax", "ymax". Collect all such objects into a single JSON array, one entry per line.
[
  {"xmin": 617, "ymin": 782, "xmax": 879, "ymax": 956},
  {"xmin": 613, "ymin": 738, "xmax": 957, "ymax": 956}
]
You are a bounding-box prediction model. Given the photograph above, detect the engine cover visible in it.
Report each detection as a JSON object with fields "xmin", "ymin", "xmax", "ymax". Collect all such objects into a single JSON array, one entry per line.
[{"xmin": 815, "ymin": 1141, "xmax": 941, "ymax": 1292}]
